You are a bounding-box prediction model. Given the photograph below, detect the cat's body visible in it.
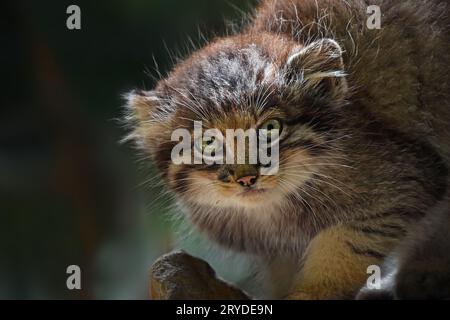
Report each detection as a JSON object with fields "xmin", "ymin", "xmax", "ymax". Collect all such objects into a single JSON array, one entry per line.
[{"xmin": 125, "ymin": 0, "xmax": 450, "ymax": 299}]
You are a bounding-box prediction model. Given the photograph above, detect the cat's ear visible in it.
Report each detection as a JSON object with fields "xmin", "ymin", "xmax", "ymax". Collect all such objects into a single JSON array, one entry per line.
[
  {"xmin": 122, "ymin": 89, "xmax": 167, "ymax": 150},
  {"xmin": 285, "ymin": 38, "xmax": 348, "ymax": 104},
  {"xmin": 125, "ymin": 89, "xmax": 160, "ymax": 122}
]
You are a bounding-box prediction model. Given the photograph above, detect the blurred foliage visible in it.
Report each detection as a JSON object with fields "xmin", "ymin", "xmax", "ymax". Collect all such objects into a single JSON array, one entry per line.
[{"xmin": 0, "ymin": 0, "xmax": 255, "ymax": 299}]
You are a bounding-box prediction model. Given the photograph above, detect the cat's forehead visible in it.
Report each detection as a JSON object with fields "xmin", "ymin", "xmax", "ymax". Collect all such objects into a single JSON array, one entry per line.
[
  {"xmin": 161, "ymin": 39, "xmax": 285, "ymax": 111},
  {"xmin": 199, "ymin": 44, "xmax": 273, "ymax": 89}
]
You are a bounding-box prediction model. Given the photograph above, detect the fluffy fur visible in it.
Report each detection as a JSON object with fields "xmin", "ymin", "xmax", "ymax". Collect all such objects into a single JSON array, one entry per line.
[{"xmin": 124, "ymin": 0, "xmax": 450, "ymax": 299}]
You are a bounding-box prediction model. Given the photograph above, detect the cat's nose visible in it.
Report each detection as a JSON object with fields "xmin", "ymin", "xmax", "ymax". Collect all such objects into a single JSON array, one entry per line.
[{"xmin": 236, "ymin": 175, "xmax": 258, "ymax": 187}]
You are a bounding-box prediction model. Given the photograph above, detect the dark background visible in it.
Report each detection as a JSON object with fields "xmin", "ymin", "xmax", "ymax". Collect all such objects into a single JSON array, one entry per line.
[{"xmin": 1, "ymin": 0, "xmax": 255, "ymax": 299}]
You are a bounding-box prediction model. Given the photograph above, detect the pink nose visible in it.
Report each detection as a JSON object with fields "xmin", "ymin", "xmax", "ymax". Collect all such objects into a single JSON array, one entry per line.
[{"xmin": 236, "ymin": 175, "xmax": 258, "ymax": 187}]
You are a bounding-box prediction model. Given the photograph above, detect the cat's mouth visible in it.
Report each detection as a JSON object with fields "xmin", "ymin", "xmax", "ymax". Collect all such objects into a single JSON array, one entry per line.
[{"xmin": 238, "ymin": 187, "xmax": 266, "ymax": 197}]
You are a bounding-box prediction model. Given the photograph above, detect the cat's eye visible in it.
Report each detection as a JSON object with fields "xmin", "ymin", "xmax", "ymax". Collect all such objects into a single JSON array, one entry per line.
[
  {"xmin": 202, "ymin": 136, "xmax": 215, "ymax": 149},
  {"xmin": 200, "ymin": 136, "xmax": 219, "ymax": 157},
  {"xmin": 259, "ymin": 119, "xmax": 283, "ymax": 137}
]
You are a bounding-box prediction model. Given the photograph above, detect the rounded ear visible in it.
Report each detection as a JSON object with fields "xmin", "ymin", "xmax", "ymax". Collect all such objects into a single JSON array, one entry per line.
[
  {"xmin": 285, "ymin": 38, "xmax": 348, "ymax": 104},
  {"xmin": 122, "ymin": 89, "xmax": 166, "ymax": 150},
  {"xmin": 124, "ymin": 89, "xmax": 160, "ymax": 123}
]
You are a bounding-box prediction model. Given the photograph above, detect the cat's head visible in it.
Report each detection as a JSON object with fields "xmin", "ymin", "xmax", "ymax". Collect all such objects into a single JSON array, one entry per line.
[{"xmin": 125, "ymin": 32, "xmax": 349, "ymax": 213}]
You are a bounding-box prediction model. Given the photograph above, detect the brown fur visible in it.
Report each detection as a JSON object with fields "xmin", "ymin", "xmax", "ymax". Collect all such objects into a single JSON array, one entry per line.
[{"xmin": 124, "ymin": 0, "xmax": 450, "ymax": 299}]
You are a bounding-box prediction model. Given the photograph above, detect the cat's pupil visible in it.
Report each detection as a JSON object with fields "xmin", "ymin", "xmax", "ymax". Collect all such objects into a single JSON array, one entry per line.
[{"xmin": 267, "ymin": 124, "xmax": 274, "ymax": 131}]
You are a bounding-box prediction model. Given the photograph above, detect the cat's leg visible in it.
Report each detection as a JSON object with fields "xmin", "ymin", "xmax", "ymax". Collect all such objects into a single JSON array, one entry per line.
[{"xmin": 286, "ymin": 224, "xmax": 400, "ymax": 299}]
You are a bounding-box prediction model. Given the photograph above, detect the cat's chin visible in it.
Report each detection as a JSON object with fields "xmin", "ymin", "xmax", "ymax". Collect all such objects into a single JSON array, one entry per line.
[
  {"xmin": 237, "ymin": 188, "xmax": 267, "ymax": 197},
  {"xmin": 231, "ymin": 189, "xmax": 270, "ymax": 207},
  {"xmin": 229, "ymin": 188, "xmax": 287, "ymax": 210}
]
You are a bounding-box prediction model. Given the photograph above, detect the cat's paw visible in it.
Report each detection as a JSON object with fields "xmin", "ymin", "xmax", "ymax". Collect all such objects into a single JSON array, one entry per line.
[{"xmin": 394, "ymin": 261, "xmax": 450, "ymax": 300}]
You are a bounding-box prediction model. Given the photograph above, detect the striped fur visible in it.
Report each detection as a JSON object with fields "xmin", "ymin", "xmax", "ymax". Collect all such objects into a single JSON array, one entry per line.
[{"xmin": 124, "ymin": 0, "xmax": 450, "ymax": 299}]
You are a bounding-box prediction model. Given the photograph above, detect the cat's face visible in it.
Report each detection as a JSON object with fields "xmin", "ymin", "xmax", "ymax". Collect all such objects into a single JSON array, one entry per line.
[{"xmin": 125, "ymin": 33, "xmax": 348, "ymax": 212}]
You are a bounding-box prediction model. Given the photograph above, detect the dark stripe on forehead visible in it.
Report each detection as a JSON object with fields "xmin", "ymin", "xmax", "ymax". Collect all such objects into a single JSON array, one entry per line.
[{"xmin": 256, "ymin": 68, "xmax": 265, "ymax": 83}]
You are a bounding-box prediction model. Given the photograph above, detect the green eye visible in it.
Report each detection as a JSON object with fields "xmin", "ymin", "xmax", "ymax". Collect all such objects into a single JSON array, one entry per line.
[
  {"xmin": 260, "ymin": 119, "xmax": 282, "ymax": 136},
  {"xmin": 202, "ymin": 136, "xmax": 215, "ymax": 149}
]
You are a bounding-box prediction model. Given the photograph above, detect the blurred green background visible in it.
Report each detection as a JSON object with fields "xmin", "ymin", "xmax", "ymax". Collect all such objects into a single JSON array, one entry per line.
[{"xmin": 1, "ymin": 0, "xmax": 256, "ymax": 299}]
